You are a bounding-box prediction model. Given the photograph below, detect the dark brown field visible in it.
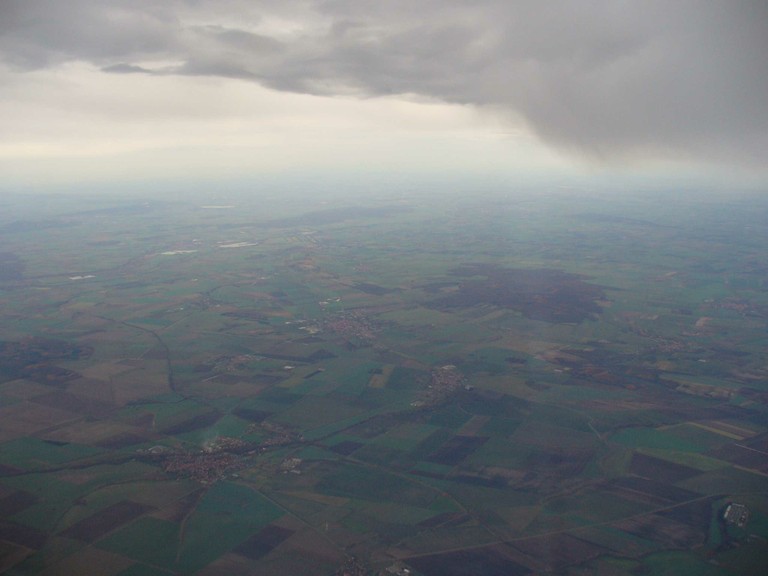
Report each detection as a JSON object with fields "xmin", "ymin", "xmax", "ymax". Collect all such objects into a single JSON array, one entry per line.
[
  {"xmin": 234, "ymin": 524, "xmax": 295, "ymax": 560},
  {"xmin": 408, "ymin": 545, "xmax": 531, "ymax": 576},
  {"xmin": 60, "ymin": 501, "xmax": 154, "ymax": 542}
]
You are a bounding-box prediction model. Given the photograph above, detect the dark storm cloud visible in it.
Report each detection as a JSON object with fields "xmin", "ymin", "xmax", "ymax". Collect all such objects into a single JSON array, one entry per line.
[
  {"xmin": 2, "ymin": 0, "xmax": 766, "ymax": 165},
  {"xmin": 0, "ymin": 0, "xmax": 177, "ymax": 68}
]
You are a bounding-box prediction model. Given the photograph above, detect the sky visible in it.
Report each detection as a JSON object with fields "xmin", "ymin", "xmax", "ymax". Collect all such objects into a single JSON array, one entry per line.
[{"xmin": 1, "ymin": 0, "xmax": 767, "ymax": 194}]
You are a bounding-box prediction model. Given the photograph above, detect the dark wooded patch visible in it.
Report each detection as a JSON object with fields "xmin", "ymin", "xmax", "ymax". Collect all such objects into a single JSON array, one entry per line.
[{"xmin": 429, "ymin": 264, "xmax": 605, "ymax": 323}]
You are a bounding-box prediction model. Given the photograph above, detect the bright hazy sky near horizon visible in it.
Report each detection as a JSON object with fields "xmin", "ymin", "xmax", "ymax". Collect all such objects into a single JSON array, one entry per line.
[{"xmin": 1, "ymin": 1, "xmax": 767, "ymax": 193}]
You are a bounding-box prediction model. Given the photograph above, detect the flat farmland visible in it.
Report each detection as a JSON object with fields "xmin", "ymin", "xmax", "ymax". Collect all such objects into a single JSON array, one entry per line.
[{"xmin": 1, "ymin": 191, "xmax": 767, "ymax": 575}]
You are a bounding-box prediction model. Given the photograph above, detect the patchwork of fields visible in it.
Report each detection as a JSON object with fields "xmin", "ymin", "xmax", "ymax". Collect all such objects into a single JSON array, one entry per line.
[{"xmin": 1, "ymin": 190, "xmax": 767, "ymax": 575}]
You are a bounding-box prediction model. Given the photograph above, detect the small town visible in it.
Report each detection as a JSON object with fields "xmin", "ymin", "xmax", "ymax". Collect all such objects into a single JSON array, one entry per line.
[
  {"xmin": 411, "ymin": 365, "xmax": 466, "ymax": 408},
  {"xmin": 146, "ymin": 422, "xmax": 304, "ymax": 484}
]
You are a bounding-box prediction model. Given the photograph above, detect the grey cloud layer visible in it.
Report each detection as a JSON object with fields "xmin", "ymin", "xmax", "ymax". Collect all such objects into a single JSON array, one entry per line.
[{"xmin": 2, "ymin": 0, "xmax": 766, "ymax": 165}]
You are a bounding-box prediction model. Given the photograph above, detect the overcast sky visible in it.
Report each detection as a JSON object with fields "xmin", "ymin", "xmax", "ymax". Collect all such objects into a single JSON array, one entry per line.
[{"xmin": 1, "ymin": 0, "xmax": 766, "ymax": 193}]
